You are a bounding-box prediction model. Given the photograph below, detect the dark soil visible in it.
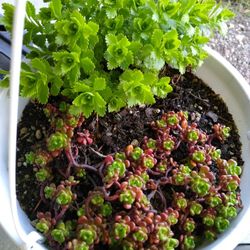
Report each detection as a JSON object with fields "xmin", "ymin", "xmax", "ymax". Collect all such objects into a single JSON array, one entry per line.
[{"xmin": 16, "ymin": 66, "xmax": 243, "ymax": 248}]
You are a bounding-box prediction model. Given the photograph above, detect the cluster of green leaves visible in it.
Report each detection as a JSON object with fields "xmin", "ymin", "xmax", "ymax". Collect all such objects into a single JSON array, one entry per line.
[{"xmin": 0, "ymin": 0, "xmax": 233, "ymax": 117}]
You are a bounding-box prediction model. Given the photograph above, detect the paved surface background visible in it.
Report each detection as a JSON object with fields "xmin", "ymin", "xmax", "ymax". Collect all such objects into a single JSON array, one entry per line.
[{"xmin": 0, "ymin": 1, "xmax": 249, "ymax": 250}]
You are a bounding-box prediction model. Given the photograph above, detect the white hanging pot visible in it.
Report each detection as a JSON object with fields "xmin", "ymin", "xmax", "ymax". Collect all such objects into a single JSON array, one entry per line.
[{"xmin": 0, "ymin": 47, "xmax": 249, "ymax": 250}]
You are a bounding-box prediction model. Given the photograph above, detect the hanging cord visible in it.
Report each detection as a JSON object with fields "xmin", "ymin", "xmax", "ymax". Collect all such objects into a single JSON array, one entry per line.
[{"xmin": 8, "ymin": 0, "xmax": 44, "ymax": 249}]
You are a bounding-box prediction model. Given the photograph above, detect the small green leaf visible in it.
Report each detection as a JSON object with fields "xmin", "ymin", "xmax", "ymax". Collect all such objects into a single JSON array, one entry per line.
[
  {"xmin": 1, "ymin": 3, "xmax": 14, "ymax": 31},
  {"xmin": 144, "ymin": 52, "xmax": 165, "ymax": 71},
  {"xmin": 31, "ymin": 58, "xmax": 50, "ymax": 73},
  {"xmin": 151, "ymin": 29, "xmax": 164, "ymax": 48},
  {"xmin": 50, "ymin": 0, "xmax": 62, "ymax": 19},
  {"xmin": 26, "ymin": 1, "xmax": 36, "ymax": 20},
  {"xmin": 152, "ymin": 77, "xmax": 172, "ymax": 98},
  {"xmin": 93, "ymin": 77, "xmax": 106, "ymax": 91},
  {"xmin": 105, "ymin": 34, "xmax": 118, "ymax": 45},
  {"xmin": 94, "ymin": 92, "xmax": 106, "ymax": 116},
  {"xmin": 0, "ymin": 69, "xmax": 9, "ymax": 75},
  {"xmin": 73, "ymin": 92, "xmax": 95, "ymax": 116},
  {"xmin": 73, "ymin": 82, "xmax": 91, "ymax": 93},
  {"xmin": 108, "ymin": 95, "xmax": 126, "ymax": 112},
  {"xmin": 37, "ymin": 79, "xmax": 49, "ymax": 104},
  {"xmin": 0, "ymin": 76, "xmax": 9, "ymax": 88},
  {"xmin": 106, "ymin": 7, "xmax": 117, "ymax": 19},
  {"xmin": 50, "ymin": 77, "xmax": 63, "ymax": 96},
  {"xmin": 81, "ymin": 57, "xmax": 95, "ymax": 74}
]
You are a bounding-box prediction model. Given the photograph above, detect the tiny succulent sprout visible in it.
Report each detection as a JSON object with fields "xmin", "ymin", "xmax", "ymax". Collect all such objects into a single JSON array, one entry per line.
[
  {"xmin": 210, "ymin": 149, "xmax": 221, "ymax": 161},
  {"xmin": 36, "ymin": 218, "xmax": 51, "ymax": 233},
  {"xmin": 221, "ymin": 126, "xmax": 230, "ymax": 139},
  {"xmin": 190, "ymin": 202, "xmax": 203, "ymax": 216},
  {"xmin": 176, "ymin": 197, "xmax": 187, "ymax": 210},
  {"xmin": 156, "ymin": 119, "xmax": 167, "ymax": 129},
  {"xmin": 91, "ymin": 194, "xmax": 104, "ymax": 206},
  {"xmin": 163, "ymin": 138, "xmax": 175, "ymax": 151},
  {"xmin": 77, "ymin": 208, "xmax": 85, "ymax": 217},
  {"xmin": 183, "ymin": 235, "xmax": 195, "ymax": 250},
  {"xmin": 59, "ymin": 101, "xmax": 68, "ymax": 112},
  {"xmin": 157, "ymin": 160, "xmax": 167, "ymax": 172},
  {"xmin": 25, "ymin": 152, "xmax": 35, "ymax": 164},
  {"xmin": 56, "ymin": 187, "xmax": 73, "ymax": 205},
  {"xmin": 47, "ymin": 132, "xmax": 68, "ymax": 152},
  {"xmin": 187, "ymin": 129, "xmax": 199, "ymax": 143},
  {"xmin": 43, "ymin": 107, "xmax": 51, "ymax": 118},
  {"xmin": 220, "ymin": 175, "xmax": 240, "ymax": 192},
  {"xmin": 76, "ymin": 168, "xmax": 86, "ymax": 178},
  {"xmin": 56, "ymin": 118, "xmax": 64, "ymax": 129},
  {"xmin": 180, "ymin": 165, "xmax": 191, "ymax": 174},
  {"xmin": 191, "ymin": 177, "xmax": 211, "ymax": 196},
  {"xmin": 146, "ymin": 138, "xmax": 156, "ymax": 150},
  {"xmin": 163, "ymin": 238, "xmax": 179, "ymax": 249},
  {"xmin": 157, "ymin": 225, "xmax": 172, "ymax": 242},
  {"xmin": 77, "ymin": 130, "xmax": 93, "ymax": 145},
  {"xmin": 227, "ymin": 159, "xmax": 242, "ymax": 176},
  {"xmin": 202, "ymin": 214, "xmax": 215, "ymax": 227},
  {"xmin": 114, "ymin": 223, "xmax": 129, "ymax": 240},
  {"xmin": 67, "ymin": 116, "xmax": 78, "ymax": 127},
  {"xmin": 79, "ymin": 228, "xmax": 96, "ymax": 245},
  {"xmin": 57, "ymin": 221, "xmax": 71, "ymax": 238},
  {"xmin": 227, "ymin": 180, "xmax": 239, "ymax": 192},
  {"xmin": 115, "ymin": 152, "xmax": 126, "ymax": 161},
  {"xmin": 35, "ymin": 167, "xmax": 51, "ymax": 182},
  {"xmin": 44, "ymin": 184, "xmax": 56, "ymax": 199},
  {"xmin": 35, "ymin": 152, "xmax": 51, "ymax": 166},
  {"xmin": 219, "ymin": 206, "xmax": 237, "ymax": 219},
  {"xmin": 225, "ymin": 192, "xmax": 238, "ymax": 206},
  {"xmin": 172, "ymin": 172, "xmax": 185, "ymax": 185},
  {"xmin": 207, "ymin": 196, "xmax": 222, "ymax": 208},
  {"xmin": 213, "ymin": 124, "xmax": 230, "ymax": 141},
  {"xmin": 122, "ymin": 240, "xmax": 136, "ymax": 250},
  {"xmin": 51, "ymin": 229, "xmax": 66, "ymax": 244},
  {"xmin": 204, "ymin": 230, "xmax": 216, "ymax": 242},
  {"xmin": 119, "ymin": 189, "xmax": 136, "ymax": 207},
  {"xmin": 131, "ymin": 147, "xmax": 143, "ymax": 161},
  {"xmin": 128, "ymin": 175, "xmax": 144, "ymax": 188},
  {"xmin": 192, "ymin": 150, "xmax": 206, "ymax": 163},
  {"xmin": 140, "ymin": 194, "xmax": 150, "ymax": 208},
  {"xmin": 166, "ymin": 113, "xmax": 179, "ymax": 127},
  {"xmin": 141, "ymin": 172, "xmax": 149, "ymax": 182},
  {"xmin": 214, "ymin": 217, "xmax": 230, "ymax": 233},
  {"xmin": 183, "ymin": 218, "xmax": 196, "ymax": 233},
  {"xmin": 132, "ymin": 227, "xmax": 148, "ymax": 242},
  {"xmin": 100, "ymin": 203, "xmax": 112, "ymax": 217},
  {"xmin": 71, "ymin": 240, "xmax": 89, "ymax": 250},
  {"xmin": 106, "ymin": 160, "xmax": 126, "ymax": 179},
  {"xmin": 167, "ymin": 211, "xmax": 179, "ymax": 225},
  {"xmin": 142, "ymin": 155, "xmax": 155, "ymax": 168}
]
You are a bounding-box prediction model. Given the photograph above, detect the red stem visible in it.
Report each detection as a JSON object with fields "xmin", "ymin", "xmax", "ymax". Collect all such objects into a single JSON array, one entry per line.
[
  {"xmin": 65, "ymin": 144, "xmax": 98, "ymax": 173},
  {"xmin": 54, "ymin": 205, "xmax": 68, "ymax": 221}
]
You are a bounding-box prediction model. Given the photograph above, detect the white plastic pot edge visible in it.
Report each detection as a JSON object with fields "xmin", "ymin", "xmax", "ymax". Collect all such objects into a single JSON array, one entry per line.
[
  {"xmin": 0, "ymin": 47, "xmax": 249, "ymax": 249},
  {"xmin": 204, "ymin": 46, "xmax": 250, "ymax": 92},
  {"xmin": 6, "ymin": 0, "xmax": 45, "ymax": 249},
  {"xmin": 195, "ymin": 47, "xmax": 250, "ymax": 250}
]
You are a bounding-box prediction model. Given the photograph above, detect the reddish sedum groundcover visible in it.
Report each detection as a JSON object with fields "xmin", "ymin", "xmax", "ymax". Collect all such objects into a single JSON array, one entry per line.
[{"xmin": 25, "ymin": 104, "xmax": 242, "ymax": 250}]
